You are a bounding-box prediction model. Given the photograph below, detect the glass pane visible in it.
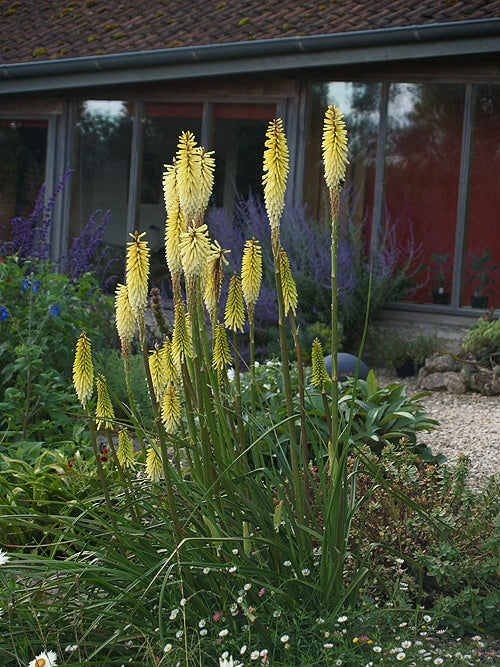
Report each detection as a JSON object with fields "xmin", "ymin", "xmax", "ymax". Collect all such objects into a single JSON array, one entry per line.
[
  {"xmin": 0, "ymin": 119, "xmax": 48, "ymax": 236},
  {"xmin": 305, "ymin": 82, "xmax": 381, "ymax": 228},
  {"xmin": 212, "ymin": 103, "xmax": 276, "ymax": 209},
  {"xmin": 70, "ymin": 100, "xmax": 133, "ymax": 248},
  {"xmin": 462, "ymin": 84, "xmax": 500, "ymax": 309},
  {"xmin": 385, "ymin": 83, "xmax": 464, "ymax": 304}
]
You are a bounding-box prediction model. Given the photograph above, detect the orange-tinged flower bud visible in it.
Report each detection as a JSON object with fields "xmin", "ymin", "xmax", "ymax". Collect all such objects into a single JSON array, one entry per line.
[
  {"xmin": 125, "ymin": 231, "xmax": 150, "ymax": 317},
  {"xmin": 263, "ymin": 118, "xmax": 289, "ymax": 231},
  {"xmin": 73, "ymin": 331, "xmax": 94, "ymax": 407},
  {"xmin": 224, "ymin": 274, "xmax": 245, "ymax": 333},
  {"xmin": 322, "ymin": 105, "xmax": 349, "ymax": 191}
]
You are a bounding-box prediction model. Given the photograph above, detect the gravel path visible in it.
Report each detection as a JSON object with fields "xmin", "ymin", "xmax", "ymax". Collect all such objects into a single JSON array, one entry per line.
[{"xmin": 374, "ymin": 368, "xmax": 500, "ymax": 490}]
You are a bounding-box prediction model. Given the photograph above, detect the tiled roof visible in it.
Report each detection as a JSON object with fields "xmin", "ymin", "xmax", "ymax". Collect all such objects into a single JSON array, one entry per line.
[{"xmin": 1, "ymin": 0, "xmax": 499, "ymax": 65}]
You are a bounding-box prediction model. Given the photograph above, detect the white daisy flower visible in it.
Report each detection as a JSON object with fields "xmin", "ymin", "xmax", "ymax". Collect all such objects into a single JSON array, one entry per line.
[
  {"xmin": 28, "ymin": 651, "xmax": 58, "ymax": 667},
  {"xmin": 0, "ymin": 549, "xmax": 10, "ymax": 566}
]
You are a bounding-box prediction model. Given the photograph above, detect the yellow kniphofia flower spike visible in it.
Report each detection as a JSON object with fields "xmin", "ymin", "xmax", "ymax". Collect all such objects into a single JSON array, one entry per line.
[
  {"xmin": 322, "ymin": 105, "xmax": 349, "ymax": 191},
  {"xmin": 198, "ymin": 147, "xmax": 215, "ymax": 216},
  {"xmin": 73, "ymin": 331, "xmax": 94, "ymax": 407},
  {"xmin": 117, "ymin": 428, "xmax": 135, "ymax": 469},
  {"xmin": 149, "ymin": 347, "xmax": 167, "ymax": 403},
  {"xmin": 212, "ymin": 322, "xmax": 232, "ymax": 378},
  {"xmin": 161, "ymin": 385, "xmax": 181, "ymax": 434},
  {"xmin": 262, "ymin": 118, "xmax": 289, "ymax": 231},
  {"xmin": 204, "ymin": 240, "xmax": 230, "ymax": 320},
  {"xmin": 171, "ymin": 303, "xmax": 193, "ymax": 369},
  {"xmin": 145, "ymin": 445, "xmax": 163, "ymax": 482},
  {"xmin": 125, "ymin": 231, "xmax": 150, "ymax": 317},
  {"xmin": 176, "ymin": 131, "xmax": 202, "ymax": 222},
  {"xmin": 179, "ymin": 223, "xmax": 211, "ymax": 282},
  {"xmin": 114, "ymin": 283, "xmax": 136, "ymax": 350},
  {"xmin": 241, "ymin": 238, "xmax": 262, "ymax": 317},
  {"xmin": 162, "ymin": 162, "xmax": 177, "ymax": 211}
]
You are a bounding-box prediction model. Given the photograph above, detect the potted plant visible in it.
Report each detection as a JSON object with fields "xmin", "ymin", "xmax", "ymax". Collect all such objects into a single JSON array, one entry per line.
[
  {"xmin": 466, "ymin": 249, "xmax": 500, "ymax": 308},
  {"xmin": 427, "ymin": 253, "xmax": 452, "ymax": 304}
]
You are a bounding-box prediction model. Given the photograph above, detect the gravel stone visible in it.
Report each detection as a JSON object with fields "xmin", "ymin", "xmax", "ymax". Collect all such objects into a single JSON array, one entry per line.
[{"xmin": 374, "ymin": 367, "xmax": 500, "ymax": 490}]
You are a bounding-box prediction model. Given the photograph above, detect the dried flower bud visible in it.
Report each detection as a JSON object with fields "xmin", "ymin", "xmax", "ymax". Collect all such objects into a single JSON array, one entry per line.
[
  {"xmin": 322, "ymin": 105, "xmax": 349, "ymax": 191},
  {"xmin": 263, "ymin": 118, "xmax": 289, "ymax": 231},
  {"xmin": 73, "ymin": 331, "xmax": 94, "ymax": 407},
  {"xmin": 224, "ymin": 274, "xmax": 245, "ymax": 333}
]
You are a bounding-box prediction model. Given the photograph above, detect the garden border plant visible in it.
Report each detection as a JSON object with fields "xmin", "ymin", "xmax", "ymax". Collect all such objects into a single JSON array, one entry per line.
[{"xmin": 0, "ymin": 108, "xmax": 498, "ymax": 667}]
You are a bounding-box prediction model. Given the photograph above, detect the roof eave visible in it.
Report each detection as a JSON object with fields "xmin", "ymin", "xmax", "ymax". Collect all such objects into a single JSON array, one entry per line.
[{"xmin": 1, "ymin": 19, "xmax": 499, "ymax": 94}]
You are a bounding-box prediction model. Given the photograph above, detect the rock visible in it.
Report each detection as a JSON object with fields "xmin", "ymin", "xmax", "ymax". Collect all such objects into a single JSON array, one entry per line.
[
  {"xmin": 418, "ymin": 371, "xmax": 467, "ymax": 394},
  {"xmin": 468, "ymin": 370, "xmax": 498, "ymax": 396},
  {"xmin": 424, "ymin": 353, "xmax": 463, "ymax": 373},
  {"xmin": 323, "ymin": 353, "xmax": 369, "ymax": 382}
]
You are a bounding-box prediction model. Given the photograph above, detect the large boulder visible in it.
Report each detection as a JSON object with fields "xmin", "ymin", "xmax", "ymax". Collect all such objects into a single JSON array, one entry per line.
[{"xmin": 418, "ymin": 370, "xmax": 467, "ymax": 394}]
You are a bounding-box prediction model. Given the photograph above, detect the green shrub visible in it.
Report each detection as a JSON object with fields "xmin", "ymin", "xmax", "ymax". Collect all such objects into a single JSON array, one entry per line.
[
  {"xmin": 462, "ymin": 314, "xmax": 500, "ymax": 364},
  {"xmin": 0, "ymin": 256, "xmax": 115, "ymax": 451}
]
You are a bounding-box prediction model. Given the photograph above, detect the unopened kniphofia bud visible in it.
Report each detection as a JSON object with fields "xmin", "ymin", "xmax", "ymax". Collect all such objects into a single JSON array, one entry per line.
[
  {"xmin": 204, "ymin": 240, "xmax": 230, "ymax": 321},
  {"xmin": 73, "ymin": 331, "xmax": 94, "ymax": 408},
  {"xmin": 125, "ymin": 231, "xmax": 150, "ymax": 317},
  {"xmin": 311, "ymin": 338, "xmax": 329, "ymax": 389},
  {"xmin": 322, "ymin": 105, "xmax": 349, "ymax": 192},
  {"xmin": 171, "ymin": 303, "xmax": 193, "ymax": 369},
  {"xmin": 95, "ymin": 374, "xmax": 115, "ymax": 430},
  {"xmin": 160, "ymin": 337, "xmax": 179, "ymax": 386},
  {"xmin": 224, "ymin": 274, "xmax": 245, "ymax": 333},
  {"xmin": 279, "ymin": 248, "xmax": 298, "ymax": 317},
  {"xmin": 241, "ymin": 238, "xmax": 262, "ymax": 319},
  {"xmin": 262, "ymin": 118, "xmax": 289, "ymax": 232},
  {"xmin": 212, "ymin": 322, "xmax": 232, "ymax": 379},
  {"xmin": 149, "ymin": 347, "xmax": 167, "ymax": 403},
  {"xmin": 117, "ymin": 428, "xmax": 135, "ymax": 469}
]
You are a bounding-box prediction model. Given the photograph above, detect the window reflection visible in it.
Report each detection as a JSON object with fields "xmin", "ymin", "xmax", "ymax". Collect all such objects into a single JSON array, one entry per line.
[
  {"xmin": 0, "ymin": 119, "xmax": 48, "ymax": 234},
  {"xmin": 462, "ymin": 84, "xmax": 500, "ymax": 309},
  {"xmin": 385, "ymin": 83, "xmax": 464, "ymax": 304},
  {"xmin": 71, "ymin": 100, "xmax": 133, "ymax": 247}
]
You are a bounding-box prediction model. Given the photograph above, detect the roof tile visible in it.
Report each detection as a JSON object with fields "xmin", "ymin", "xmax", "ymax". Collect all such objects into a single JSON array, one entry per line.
[{"xmin": 1, "ymin": 0, "xmax": 499, "ymax": 64}]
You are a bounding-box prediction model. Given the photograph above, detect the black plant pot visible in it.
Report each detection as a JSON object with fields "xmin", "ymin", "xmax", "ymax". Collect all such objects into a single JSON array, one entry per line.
[
  {"xmin": 432, "ymin": 290, "xmax": 450, "ymax": 305},
  {"xmin": 471, "ymin": 295, "xmax": 489, "ymax": 308},
  {"xmin": 395, "ymin": 359, "xmax": 418, "ymax": 378}
]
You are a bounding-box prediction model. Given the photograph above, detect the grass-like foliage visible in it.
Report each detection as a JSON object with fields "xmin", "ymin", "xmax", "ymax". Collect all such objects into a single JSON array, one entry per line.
[{"xmin": 0, "ymin": 111, "xmax": 498, "ymax": 666}]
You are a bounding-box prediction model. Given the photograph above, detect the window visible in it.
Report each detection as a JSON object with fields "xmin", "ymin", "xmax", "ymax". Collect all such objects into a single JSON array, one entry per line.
[
  {"xmin": 0, "ymin": 119, "xmax": 48, "ymax": 235},
  {"xmin": 385, "ymin": 83, "xmax": 464, "ymax": 305},
  {"xmin": 71, "ymin": 100, "xmax": 133, "ymax": 249},
  {"xmin": 462, "ymin": 84, "xmax": 500, "ymax": 309}
]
